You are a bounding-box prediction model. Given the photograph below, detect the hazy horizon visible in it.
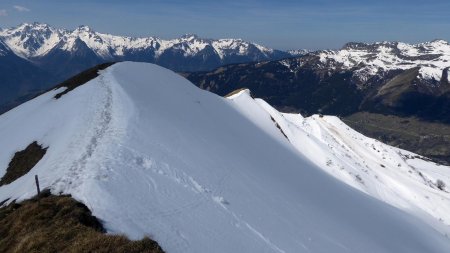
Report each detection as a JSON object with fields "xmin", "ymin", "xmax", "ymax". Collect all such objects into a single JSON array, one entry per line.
[{"xmin": 0, "ymin": 0, "xmax": 449, "ymax": 50}]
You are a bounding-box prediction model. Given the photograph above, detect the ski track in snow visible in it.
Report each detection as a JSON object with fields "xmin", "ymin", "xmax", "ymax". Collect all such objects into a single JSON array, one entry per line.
[{"xmin": 125, "ymin": 146, "xmax": 286, "ymax": 252}]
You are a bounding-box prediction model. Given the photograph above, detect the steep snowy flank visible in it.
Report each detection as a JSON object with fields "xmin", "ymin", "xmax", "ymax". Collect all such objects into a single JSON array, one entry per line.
[
  {"xmin": 315, "ymin": 40, "xmax": 450, "ymax": 83},
  {"xmin": 1, "ymin": 62, "xmax": 450, "ymax": 253},
  {"xmin": 228, "ymin": 89, "xmax": 450, "ymax": 236}
]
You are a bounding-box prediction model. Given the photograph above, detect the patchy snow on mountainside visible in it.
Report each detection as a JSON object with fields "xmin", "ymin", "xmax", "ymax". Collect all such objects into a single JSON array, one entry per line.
[
  {"xmin": 0, "ymin": 62, "xmax": 449, "ymax": 253},
  {"xmin": 316, "ymin": 40, "xmax": 450, "ymax": 82}
]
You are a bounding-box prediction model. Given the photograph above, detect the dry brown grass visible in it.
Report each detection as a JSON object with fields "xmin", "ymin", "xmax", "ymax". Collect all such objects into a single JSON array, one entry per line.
[
  {"xmin": 0, "ymin": 142, "xmax": 47, "ymax": 186},
  {"xmin": 0, "ymin": 192, "xmax": 165, "ymax": 253},
  {"xmin": 224, "ymin": 88, "xmax": 249, "ymax": 98}
]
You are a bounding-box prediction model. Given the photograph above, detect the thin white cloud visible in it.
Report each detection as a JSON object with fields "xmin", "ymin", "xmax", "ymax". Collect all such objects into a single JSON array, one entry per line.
[
  {"xmin": 13, "ymin": 5, "xmax": 30, "ymax": 12},
  {"xmin": 0, "ymin": 9, "xmax": 7, "ymax": 16}
]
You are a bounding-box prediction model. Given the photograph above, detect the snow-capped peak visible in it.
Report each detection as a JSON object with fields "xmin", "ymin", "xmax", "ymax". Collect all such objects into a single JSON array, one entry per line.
[
  {"xmin": 13, "ymin": 22, "xmax": 53, "ymax": 32},
  {"xmin": 0, "ymin": 22, "xmax": 64, "ymax": 58}
]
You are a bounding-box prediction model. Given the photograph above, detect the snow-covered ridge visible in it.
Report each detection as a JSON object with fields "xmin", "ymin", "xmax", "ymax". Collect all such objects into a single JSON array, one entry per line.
[
  {"xmin": 228, "ymin": 90, "xmax": 450, "ymax": 236},
  {"xmin": 0, "ymin": 62, "xmax": 449, "ymax": 252},
  {"xmin": 314, "ymin": 40, "xmax": 450, "ymax": 82},
  {"xmin": 0, "ymin": 22, "xmax": 280, "ymax": 60}
]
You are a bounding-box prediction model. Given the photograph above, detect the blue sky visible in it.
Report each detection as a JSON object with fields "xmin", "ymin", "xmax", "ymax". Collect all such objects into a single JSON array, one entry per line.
[{"xmin": 0, "ymin": 0, "xmax": 449, "ymax": 50}]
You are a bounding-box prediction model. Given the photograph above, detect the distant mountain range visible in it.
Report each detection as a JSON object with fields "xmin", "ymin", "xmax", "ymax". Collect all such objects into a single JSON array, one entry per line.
[
  {"xmin": 0, "ymin": 22, "xmax": 302, "ymax": 111},
  {"xmin": 2, "ymin": 23, "xmax": 449, "ymax": 120},
  {"xmin": 0, "ymin": 22, "xmax": 296, "ymax": 73},
  {"xmin": 186, "ymin": 39, "xmax": 450, "ymax": 121}
]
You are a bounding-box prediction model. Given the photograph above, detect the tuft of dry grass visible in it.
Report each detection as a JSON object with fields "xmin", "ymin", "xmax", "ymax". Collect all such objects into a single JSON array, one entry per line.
[
  {"xmin": 0, "ymin": 192, "xmax": 165, "ymax": 253},
  {"xmin": 224, "ymin": 88, "xmax": 249, "ymax": 98},
  {"xmin": 0, "ymin": 142, "xmax": 47, "ymax": 186}
]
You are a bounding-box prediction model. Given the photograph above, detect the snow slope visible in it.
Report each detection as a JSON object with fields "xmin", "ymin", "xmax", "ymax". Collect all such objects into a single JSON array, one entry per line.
[
  {"xmin": 1, "ymin": 62, "xmax": 450, "ymax": 252},
  {"xmin": 228, "ymin": 90, "xmax": 450, "ymax": 236}
]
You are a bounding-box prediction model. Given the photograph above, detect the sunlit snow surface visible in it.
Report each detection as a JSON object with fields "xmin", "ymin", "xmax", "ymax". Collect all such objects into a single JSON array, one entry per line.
[
  {"xmin": 1, "ymin": 62, "xmax": 450, "ymax": 253},
  {"xmin": 229, "ymin": 90, "xmax": 450, "ymax": 236}
]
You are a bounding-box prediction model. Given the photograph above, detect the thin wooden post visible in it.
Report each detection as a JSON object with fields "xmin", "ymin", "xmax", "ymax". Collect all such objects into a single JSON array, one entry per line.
[{"xmin": 35, "ymin": 175, "xmax": 41, "ymax": 195}]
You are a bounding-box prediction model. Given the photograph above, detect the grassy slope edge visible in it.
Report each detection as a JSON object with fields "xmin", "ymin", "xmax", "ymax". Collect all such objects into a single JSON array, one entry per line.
[
  {"xmin": 0, "ymin": 191, "xmax": 165, "ymax": 253},
  {"xmin": 0, "ymin": 142, "xmax": 47, "ymax": 186}
]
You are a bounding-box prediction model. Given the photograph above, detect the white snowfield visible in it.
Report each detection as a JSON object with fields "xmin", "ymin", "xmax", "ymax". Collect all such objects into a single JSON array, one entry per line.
[{"xmin": 1, "ymin": 62, "xmax": 450, "ymax": 253}]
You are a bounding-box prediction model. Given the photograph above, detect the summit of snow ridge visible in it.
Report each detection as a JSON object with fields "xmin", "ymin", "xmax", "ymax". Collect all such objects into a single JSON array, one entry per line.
[
  {"xmin": 224, "ymin": 88, "xmax": 251, "ymax": 99},
  {"xmin": 4, "ymin": 22, "xmax": 60, "ymax": 37}
]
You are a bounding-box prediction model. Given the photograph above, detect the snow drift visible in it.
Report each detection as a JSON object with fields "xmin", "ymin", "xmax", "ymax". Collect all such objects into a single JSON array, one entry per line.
[{"xmin": 0, "ymin": 62, "xmax": 449, "ymax": 252}]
